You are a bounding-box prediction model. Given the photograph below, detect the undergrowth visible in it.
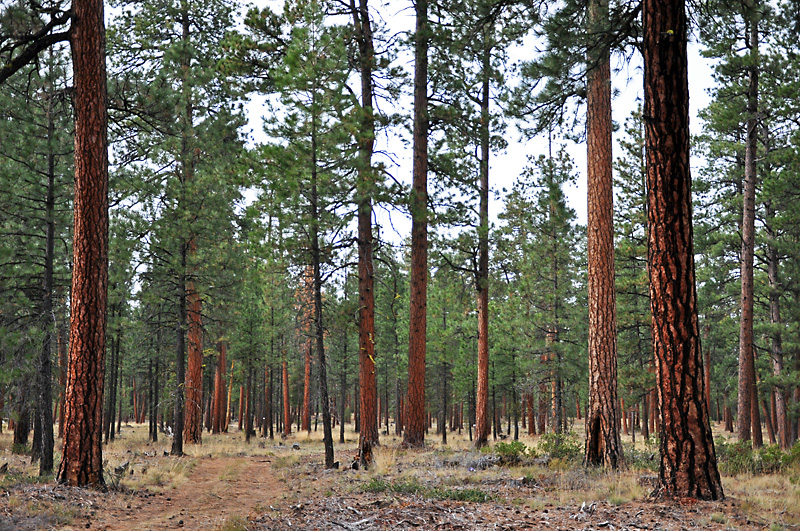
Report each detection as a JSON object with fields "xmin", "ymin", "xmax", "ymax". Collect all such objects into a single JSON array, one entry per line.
[{"xmin": 362, "ymin": 477, "xmax": 495, "ymax": 502}]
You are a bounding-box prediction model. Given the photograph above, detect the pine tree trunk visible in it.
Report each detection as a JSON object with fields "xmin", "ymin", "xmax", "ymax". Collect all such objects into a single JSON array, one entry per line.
[
  {"xmin": 766, "ymin": 200, "xmax": 789, "ymax": 448},
  {"xmin": 37, "ymin": 98, "xmax": 57, "ymax": 473},
  {"xmin": 283, "ymin": 361, "xmax": 291, "ymax": 437},
  {"xmin": 405, "ymin": 0, "xmax": 429, "ymax": 450},
  {"xmin": 171, "ymin": 254, "xmax": 187, "ymax": 456},
  {"xmin": 585, "ymin": 0, "xmax": 622, "ymax": 469},
  {"xmin": 58, "ymin": 0, "xmax": 108, "ymax": 486},
  {"xmin": 737, "ymin": 2, "xmax": 759, "ymax": 447},
  {"xmin": 184, "ymin": 278, "xmax": 203, "ymax": 444},
  {"xmin": 474, "ymin": 31, "xmax": 491, "ymax": 450},
  {"xmin": 643, "ymin": 0, "xmax": 723, "ymax": 500},
  {"xmin": 57, "ymin": 320, "xmax": 67, "ymax": 439},
  {"xmin": 351, "ymin": 0, "xmax": 379, "ymax": 467}
]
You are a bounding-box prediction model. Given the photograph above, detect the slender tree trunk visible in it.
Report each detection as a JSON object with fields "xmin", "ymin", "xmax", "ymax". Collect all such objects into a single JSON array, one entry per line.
[
  {"xmin": 405, "ymin": 0, "xmax": 429, "ymax": 450},
  {"xmin": 309, "ymin": 112, "xmax": 335, "ymax": 467},
  {"xmin": 36, "ymin": 92, "xmax": 58, "ymax": 474},
  {"xmin": 225, "ymin": 360, "xmax": 234, "ymax": 432},
  {"xmin": 283, "ymin": 360, "xmax": 291, "ymax": 437},
  {"xmin": 765, "ymin": 201, "xmax": 789, "ymax": 448},
  {"xmin": 58, "ymin": 0, "xmax": 108, "ymax": 486},
  {"xmin": 213, "ymin": 343, "xmax": 225, "ymax": 434},
  {"xmin": 584, "ymin": 0, "xmax": 622, "ymax": 469},
  {"xmin": 57, "ymin": 318, "xmax": 67, "ymax": 439},
  {"xmin": 474, "ymin": 30, "xmax": 491, "ymax": 450},
  {"xmin": 171, "ymin": 248, "xmax": 187, "ymax": 456},
  {"xmin": 350, "ymin": 0, "xmax": 379, "ymax": 467},
  {"xmin": 737, "ymin": 2, "xmax": 759, "ymax": 447},
  {"xmin": 643, "ymin": 0, "xmax": 723, "ymax": 499},
  {"xmin": 245, "ymin": 368, "xmax": 253, "ymax": 442}
]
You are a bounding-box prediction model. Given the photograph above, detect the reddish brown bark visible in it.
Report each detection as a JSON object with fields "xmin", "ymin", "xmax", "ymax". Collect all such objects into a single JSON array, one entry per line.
[
  {"xmin": 584, "ymin": 0, "xmax": 622, "ymax": 467},
  {"xmin": 404, "ymin": 0, "xmax": 429, "ymax": 449},
  {"xmin": 57, "ymin": 0, "xmax": 108, "ymax": 487},
  {"xmin": 644, "ymin": 0, "xmax": 723, "ymax": 499},
  {"xmin": 351, "ymin": 0, "xmax": 379, "ymax": 466},
  {"xmin": 474, "ymin": 30, "xmax": 491, "ymax": 450},
  {"xmin": 183, "ymin": 278, "xmax": 203, "ymax": 444}
]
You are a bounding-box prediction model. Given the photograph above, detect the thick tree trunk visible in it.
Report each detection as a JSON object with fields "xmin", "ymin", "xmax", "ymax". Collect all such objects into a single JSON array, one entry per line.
[
  {"xmin": 405, "ymin": 0, "xmax": 429, "ymax": 450},
  {"xmin": 643, "ymin": 0, "xmax": 723, "ymax": 500},
  {"xmin": 584, "ymin": 0, "xmax": 622, "ymax": 469},
  {"xmin": 58, "ymin": 0, "xmax": 108, "ymax": 486}
]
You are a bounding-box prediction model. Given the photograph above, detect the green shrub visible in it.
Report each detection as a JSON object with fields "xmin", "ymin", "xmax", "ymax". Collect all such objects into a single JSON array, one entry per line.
[
  {"xmin": 716, "ymin": 438, "xmax": 755, "ymax": 475},
  {"xmin": 538, "ymin": 432, "xmax": 582, "ymax": 462},
  {"xmin": 625, "ymin": 447, "xmax": 659, "ymax": 472},
  {"xmin": 362, "ymin": 477, "xmax": 390, "ymax": 493},
  {"xmin": 758, "ymin": 445, "xmax": 784, "ymax": 474},
  {"xmin": 361, "ymin": 478, "xmax": 494, "ymax": 502},
  {"xmin": 494, "ymin": 441, "xmax": 528, "ymax": 465}
]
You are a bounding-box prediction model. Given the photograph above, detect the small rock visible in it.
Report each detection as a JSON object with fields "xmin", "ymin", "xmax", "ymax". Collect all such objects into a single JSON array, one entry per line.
[{"xmin": 291, "ymin": 443, "xmax": 300, "ymax": 450}]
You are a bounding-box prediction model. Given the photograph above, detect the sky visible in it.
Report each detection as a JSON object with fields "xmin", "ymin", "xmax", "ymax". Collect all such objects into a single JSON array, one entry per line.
[{"xmin": 243, "ymin": 0, "xmax": 717, "ymax": 240}]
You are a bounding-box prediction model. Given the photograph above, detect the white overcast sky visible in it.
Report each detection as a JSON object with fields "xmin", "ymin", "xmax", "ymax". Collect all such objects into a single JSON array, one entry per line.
[{"xmin": 242, "ymin": 0, "xmax": 716, "ymax": 238}]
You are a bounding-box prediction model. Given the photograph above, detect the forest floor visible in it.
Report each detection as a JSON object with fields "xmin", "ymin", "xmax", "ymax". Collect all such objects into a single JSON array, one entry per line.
[{"xmin": 0, "ymin": 423, "xmax": 798, "ymax": 530}]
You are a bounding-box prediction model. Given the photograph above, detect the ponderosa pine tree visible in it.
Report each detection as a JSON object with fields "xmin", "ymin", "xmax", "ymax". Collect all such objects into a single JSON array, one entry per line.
[
  {"xmin": 347, "ymin": 0, "xmax": 380, "ymax": 467},
  {"xmin": 109, "ymin": 0, "xmax": 244, "ymax": 452},
  {"xmin": 584, "ymin": 0, "xmax": 622, "ymax": 469},
  {"xmin": 57, "ymin": 0, "xmax": 108, "ymax": 487},
  {"xmin": 643, "ymin": 0, "xmax": 723, "ymax": 500},
  {"xmin": 404, "ymin": 0, "xmax": 429, "ymax": 449}
]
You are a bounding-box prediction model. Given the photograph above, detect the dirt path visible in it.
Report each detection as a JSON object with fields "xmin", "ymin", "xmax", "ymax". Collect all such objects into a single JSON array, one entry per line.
[{"xmin": 91, "ymin": 455, "xmax": 286, "ymax": 530}]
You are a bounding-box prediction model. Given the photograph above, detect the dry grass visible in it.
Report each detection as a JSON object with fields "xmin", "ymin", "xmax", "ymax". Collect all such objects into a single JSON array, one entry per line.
[
  {"xmin": 1, "ymin": 418, "xmax": 799, "ymax": 530},
  {"xmin": 723, "ymin": 473, "xmax": 800, "ymax": 526}
]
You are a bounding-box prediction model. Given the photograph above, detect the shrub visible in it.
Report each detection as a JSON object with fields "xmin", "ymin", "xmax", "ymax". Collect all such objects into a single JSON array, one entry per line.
[
  {"xmin": 716, "ymin": 438, "xmax": 755, "ymax": 475},
  {"xmin": 538, "ymin": 432, "xmax": 582, "ymax": 462},
  {"xmin": 758, "ymin": 445, "xmax": 784, "ymax": 474},
  {"xmin": 494, "ymin": 441, "xmax": 528, "ymax": 465}
]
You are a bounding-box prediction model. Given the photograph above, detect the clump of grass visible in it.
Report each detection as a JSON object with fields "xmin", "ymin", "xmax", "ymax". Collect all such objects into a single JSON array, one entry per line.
[
  {"xmin": 360, "ymin": 477, "xmax": 495, "ymax": 502},
  {"xmin": 214, "ymin": 515, "xmax": 249, "ymax": 531},
  {"xmin": 372, "ymin": 447, "xmax": 397, "ymax": 475},
  {"xmin": 710, "ymin": 512, "xmax": 727, "ymax": 524},
  {"xmin": 272, "ymin": 454, "xmax": 301, "ymax": 469}
]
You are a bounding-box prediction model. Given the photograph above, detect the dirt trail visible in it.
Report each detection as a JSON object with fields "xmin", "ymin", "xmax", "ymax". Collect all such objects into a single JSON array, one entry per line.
[{"xmin": 91, "ymin": 455, "xmax": 286, "ymax": 531}]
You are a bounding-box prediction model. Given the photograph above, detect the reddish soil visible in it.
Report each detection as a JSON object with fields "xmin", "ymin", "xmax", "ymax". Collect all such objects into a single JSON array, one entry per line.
[{"xmin": 88, "ymin": 455, "xmax": 286, "ymax": 530}]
